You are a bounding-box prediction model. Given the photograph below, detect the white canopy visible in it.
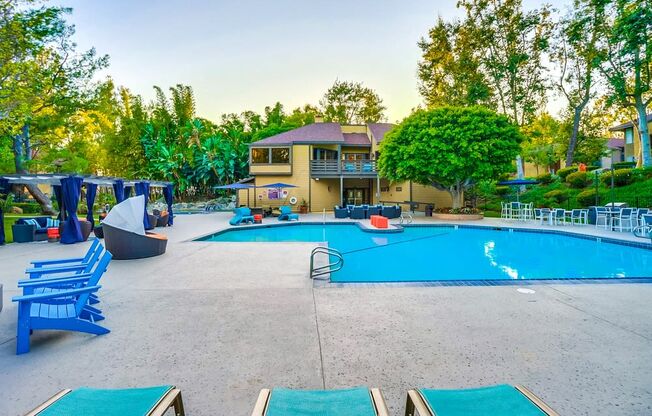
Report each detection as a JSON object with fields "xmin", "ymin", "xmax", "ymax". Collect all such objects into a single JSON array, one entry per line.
[{"xmin": 102, "ymin": 195, "xmax": 146, "ymax": 235}]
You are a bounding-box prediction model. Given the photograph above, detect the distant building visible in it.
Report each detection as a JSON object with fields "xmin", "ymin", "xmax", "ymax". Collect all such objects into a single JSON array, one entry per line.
[
  {"xmin": 601, "ymin": 138, "xmax": 625, "ymax": 168},
  {"xmin": 609, "ymin": 114, "xmax": 652, "ymax": 165},
  {"xmin": 238, "ymin": 121, "xmax": 453, "ymax": 212}
]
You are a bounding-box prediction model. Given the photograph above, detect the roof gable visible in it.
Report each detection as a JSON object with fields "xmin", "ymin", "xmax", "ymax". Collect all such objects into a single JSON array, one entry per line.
[
  {"xmin": 367, "ymin": 123, "xmax": 395, "ymax": 143},
  {"xmin": 250, "ymin": 122, "xmax": 344, "ymax": 145}
]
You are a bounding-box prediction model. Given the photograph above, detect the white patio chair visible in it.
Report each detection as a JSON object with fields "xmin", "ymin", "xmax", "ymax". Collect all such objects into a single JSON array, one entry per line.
[
  {"xmin": 510, "ymin": 202, "xmax": 521, "ymax": 220},
  {"xmin": 500, "ymin": 201, "xmax": 509, "ymax": 219},
  {"xmin": 552, "ymin": 208, "xmax": 566, "ymax": 225},
  {"xmin": 611, "ymin": 208, "xmax": 634, "ymax": 232},
  {"xmin": 635, "ymin": 208, "xmax": 649, "ymax": 227},
  {"xmin": 570, "ymin": 209, "xmax": 584, "ymax": 225},
  {"xmin": 595, "ymin": 207, "xmax": 608, "ymax": 229},
  {"xmin": 580, "ymin": 209, "xmax": 589, "ymax": 225},
  {"xmin": 521, "ymin": 202, "xmax": 533, "ymax": 221}
]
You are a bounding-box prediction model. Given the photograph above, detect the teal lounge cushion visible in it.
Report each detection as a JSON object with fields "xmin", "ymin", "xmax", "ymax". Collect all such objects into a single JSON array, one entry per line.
[
  {"xmin": 38, "ymin": 385, "xmax": 173, "ymax": 416},
  {"xmin": 266, "ymin": 387, "xmax": 376, "ymax": 416},
  {"xmin": 419, "ymin": 384, "xmax": 547, "ymax": 416}
]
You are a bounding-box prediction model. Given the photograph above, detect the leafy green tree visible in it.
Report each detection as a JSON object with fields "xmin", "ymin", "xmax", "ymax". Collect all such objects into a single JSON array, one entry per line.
[
  {"xmin": 458, "ymin": 0, "xmax": 553, "ymax": 126},
  {"xmin": 0, "ymin": 1, "xmax": 107, "ymax": 212},
  {"xmin": 320, "ymin": 80, "xmax": 385, "ymax": 124},
  {"xmin": 552, "ymin": 0, "xmax": 606, "ymax": 166},
  {"xmin": 378, "ymin": 107, "xmax": 523, "ymax": 208},
  {"xmin": 596, "ymin": 0, "xmax": 652, "ymax": 167},
  {"xmin": 417, "ymin": 17, "xmax": 492, "ymax": 107},
  {"xmin": 522, "ymin": 113, "xmax": 564, "ymax": 173}
]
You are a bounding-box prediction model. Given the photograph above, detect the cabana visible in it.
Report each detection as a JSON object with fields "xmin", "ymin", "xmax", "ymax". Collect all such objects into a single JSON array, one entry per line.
[{"xmin": 0, "ymin": 174, "xmax": 175, "ymax": 244}]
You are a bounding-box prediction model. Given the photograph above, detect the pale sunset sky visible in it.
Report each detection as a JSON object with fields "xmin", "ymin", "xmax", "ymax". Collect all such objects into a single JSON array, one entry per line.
[{"xmin": 54, "ymin": 0, "xmax": 567, "ymax": 123}]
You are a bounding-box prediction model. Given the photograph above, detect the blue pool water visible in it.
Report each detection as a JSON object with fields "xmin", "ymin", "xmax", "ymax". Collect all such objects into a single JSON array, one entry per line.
[{"xmin": 199, "ymin": 224, "xmax": 652, "ymax": 282}]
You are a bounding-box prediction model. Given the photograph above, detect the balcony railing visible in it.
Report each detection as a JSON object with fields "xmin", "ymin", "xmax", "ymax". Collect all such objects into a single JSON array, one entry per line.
[{"xmin": 310, "ymin": 160, "xmax": 377, "ymax": 176}]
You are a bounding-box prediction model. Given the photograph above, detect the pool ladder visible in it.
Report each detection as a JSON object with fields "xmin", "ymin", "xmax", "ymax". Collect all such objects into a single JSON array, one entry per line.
[{"xmin": 309, "ymin": 246, "xmax": 344, "ymax": 279}]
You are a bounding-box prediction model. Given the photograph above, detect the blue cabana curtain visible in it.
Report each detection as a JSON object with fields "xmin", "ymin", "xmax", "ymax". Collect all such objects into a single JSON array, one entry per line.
[
  {"xmin": 60, "ymin": 176, "xmax": 83, "ymax": 244},
  {"xmin": 85, "ymin": 183, "xmax": 98, "ymax": 229},
  {"xmin": 52, "ymin": 185, "xmax": 63, "ymax": 220},
  {"xmin": 124, "ymin": 186, "xmax": 133, "ymax": 199},
  {"xmin": 0, "ymin": 178, "xmax": 8, "ymax": 245},
  {"xmin": 135, "ymin": 181, "xmax": 151, "ymax": 229},
  {"xmin": 112, "ymin": 179, "xmax": 125, "ymax": 203},
  {"xmin": 163, "ymin": 184, "xmax": 174, "ymax": 226}
]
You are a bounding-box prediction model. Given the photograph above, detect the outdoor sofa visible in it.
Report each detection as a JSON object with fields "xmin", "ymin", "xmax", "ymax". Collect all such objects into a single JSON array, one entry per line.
[{"xmin": 103, "ymin": 223, "xmax": 167, "ymax": 260}]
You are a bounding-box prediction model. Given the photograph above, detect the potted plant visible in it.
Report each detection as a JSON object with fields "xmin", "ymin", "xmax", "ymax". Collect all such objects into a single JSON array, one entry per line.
[{"xmin": 299, "ymin": 198, "xmax": 308, "ymax": 214}]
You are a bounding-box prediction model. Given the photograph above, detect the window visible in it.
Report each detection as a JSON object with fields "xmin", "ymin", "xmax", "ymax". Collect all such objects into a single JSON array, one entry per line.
[
  {"xmin": 271, "ymin": 148, "xmax": 290, "ymax": 163},
  {"xmin": 251, "ymin": 147, "xmax": 291, "ymax": 164},
  {"xmin": 343, "ymin": 153, "xmax": 369, "ymax": 161},
  {"xmin": 625, "ymin": 128, "xmax": 633, "ymax": 144},
  {"xmin": 313, "ymin": 148, "xmax": 338, "ymax": 160},
  {"xmin": 251, "ymin": 148, "xmax": 270, "ymax": 164}
]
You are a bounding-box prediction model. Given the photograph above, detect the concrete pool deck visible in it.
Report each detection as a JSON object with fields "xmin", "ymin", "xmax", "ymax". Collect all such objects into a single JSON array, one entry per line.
[{"xmin": 0, "ymin": 212, "xmax": 650, "ymax": 415}]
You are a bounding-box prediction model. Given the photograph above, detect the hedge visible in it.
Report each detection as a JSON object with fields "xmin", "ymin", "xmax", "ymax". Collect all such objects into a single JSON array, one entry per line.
[
  {"xmin": 576, "ymin": 188, "xmax": 598, "ymax": 206},
  {"xmin": 557, "ymin": 166, "xmax": 577, "ymax": 180},
  {"xmin": 536, "ymin": 172, "xmax": 553, "ymax": 184},
  {"xmin": 543, "ymin": 189, "xmax": 568, "ymax": 203},
  {"xmin": 566, "ymin": 171, "xmax": 590, "ymax": 188},
  {"xmin": 12, "ymin": 202, "xmax": 42, "ymax": 214},
  {"xmin": 601, "ymin": 168, "xmax": 633, "ymax": 187},
  {"xmin": 612, "ymin": 161, "xmax": 636, "ymax": 169}
]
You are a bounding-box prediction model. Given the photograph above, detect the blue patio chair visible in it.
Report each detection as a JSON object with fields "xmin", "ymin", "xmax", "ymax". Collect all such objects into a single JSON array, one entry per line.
[
  {"xmin": 278, "ymin": 206, "xmax": 299, "ymax": 221},
  {"xmin": 350, "ymin": 206, "xmax": 366, "ymax": 220},
  {"xmin": 344, "ymin": 162, "xmax": 356, "ymax": 172},
  {"xmin": 334, "ymin": 206, "xmax": 349, "ymax": 219},
  {"xmin": 25, "ymin": 385, "xmax": 185, "ymax": 416},
  {"xmin": 229, "ymin": 207, "xmax": 255, "ymax": 226},
  {"xmin": 405, "ymin": 384, "xmax": 557, "ymax": 416},
  {"xmin": 362, "ymin": 162, "xmax": 373, "ymax": 172},
  {"xmin": 18, "ymin": 251, "xmax": 113, "ymax": 323},
  {"xmin": 252, "ymin": 387, "xmax": 389, "ymax": 416},
  {"xmin": 12, "ymin": 284, "xmax": 107, "ymax": 354},
  {"xmin": 26, "ymin": 241, "xmax": 104, "ymax": 280},
  {"xmin": 30, "ymin": 239, "xmax": 102, "ymax": 268},
  {"xmin": 381, "ymin": 206, "xmax": 397, "ymax": 219}
]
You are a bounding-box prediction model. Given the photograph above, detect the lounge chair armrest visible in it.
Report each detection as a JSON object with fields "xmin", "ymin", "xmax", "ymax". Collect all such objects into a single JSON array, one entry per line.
[
  {"xmin": 12, "ymin": 285, "xmax": 101, "ymax": 303},
  {"xmin": 30, "ymin": 257, "xmax": 85, "ymax": 267},
  {"xmin": 25, "ymin": 263, "xmax": 89, "ymax": 276},
  {"xmin": 18, "ymin": 273, "xmax": 93, "ymax": 287}
]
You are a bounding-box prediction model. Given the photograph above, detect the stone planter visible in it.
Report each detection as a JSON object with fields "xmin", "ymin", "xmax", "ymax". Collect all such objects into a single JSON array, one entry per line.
[{"xmin": 432, "ymin": 213, "xmax": 484, "ymax": 221}]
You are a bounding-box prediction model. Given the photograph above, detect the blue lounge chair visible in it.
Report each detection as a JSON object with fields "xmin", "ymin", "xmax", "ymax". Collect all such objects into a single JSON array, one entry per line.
[
  {"xmin": 25, "ymin": 385, "xmax": 185, "ymax": 416},
  {"xmin": 26, "ymin": 242, "xmax": 104, "ymax": 279},
  {"xmin": 334, "ymin": 206, "xmax": 349, "ymax": 219},
  {"xmin": 30, "ymin": 239, "xmax": 101, "ymax": 268},
  {"xmin": 278, "ymin": 206, "xmax": 299, "ymax": 221},
  {"xmin": 12, "ymin": 284, "xmax": 107, "ymax": 354},
  {"xmin": 252, "ymin": 387, "xmax": 389, "ymax": 416},
  {"xmin": 18, "ymin": 251, "xmax": 113, "ymax": 322},
  {"xmin": 405, "ymin": 384, "xmax": 558, "ymax": 416},
  {"xmin": 229, "ymin": 207, "xmax": 255, "ymax": 226}
]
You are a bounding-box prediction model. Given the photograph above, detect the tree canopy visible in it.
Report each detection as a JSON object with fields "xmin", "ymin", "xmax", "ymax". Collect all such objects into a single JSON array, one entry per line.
[
  {"xmin": 320, "ymin": 80, "xmax": 386, "ymax": 124},
  {"xmin": 378, "ymin": 106, "xmax": 523, "ymax": 208}
]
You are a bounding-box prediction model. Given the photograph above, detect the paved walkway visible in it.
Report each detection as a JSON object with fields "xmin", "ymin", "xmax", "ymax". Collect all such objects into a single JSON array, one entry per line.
[{"xmin": 0, "ymin": 213, "xmax": 651, "ymax": 415}]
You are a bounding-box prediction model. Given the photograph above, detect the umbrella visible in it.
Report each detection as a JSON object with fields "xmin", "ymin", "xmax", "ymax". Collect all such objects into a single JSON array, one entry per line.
[
  {"xmin": 214, "ymin": 182, "xmax": 255, "ymax": 207},
  {"xmin": 497, "ymin": 179, "xmax": 539, "ymax": 202},
  {"xmin": 259, "ymin": 182, "xmax": 297, "ymax": 188},
  {"xmin": 102, "ymin": 195, "xmax": 146, "ymax": 235}
]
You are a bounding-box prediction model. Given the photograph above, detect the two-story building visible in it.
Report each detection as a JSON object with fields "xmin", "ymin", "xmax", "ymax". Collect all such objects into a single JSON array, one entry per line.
[
  {"xmin": 239, "ymin": 121, "xmax": 452, "ymax": 212},
  {"xmin": 609, "ymin": 113, "xmax": 652, "ymax": 164}
]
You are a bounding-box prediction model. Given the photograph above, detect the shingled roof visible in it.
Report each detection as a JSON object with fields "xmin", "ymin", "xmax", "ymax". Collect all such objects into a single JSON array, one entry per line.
[
  {"xmin": 367, "ymin": 123, "xmax": 394, "ymax": 143},
  {"xmin": 609, "ymin": 114, "xmax": 652, "ymax": 131},
  {"xmin": 251, "ymin": 122, "xmax": 344, "ymax": 145},
  {"xmin": 249, "ymin": 122, "xmax": 395, "ymax": 146}
]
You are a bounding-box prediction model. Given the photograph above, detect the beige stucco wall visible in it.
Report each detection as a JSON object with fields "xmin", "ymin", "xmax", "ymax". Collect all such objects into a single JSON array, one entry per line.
[
  {"xmin": 310, "ymin": 178, "xmax": 341, "ymax": 212},
  {"xmin": 378, "ymin": 180, "xmax": 452, "ymax": 210},
  {"xmin": 340, "ymin": 125, "xmax": 367, "ymax": 134},
  {"xmin": 249, "ymin": 164, "xmax": 292, "ymax": 175}
]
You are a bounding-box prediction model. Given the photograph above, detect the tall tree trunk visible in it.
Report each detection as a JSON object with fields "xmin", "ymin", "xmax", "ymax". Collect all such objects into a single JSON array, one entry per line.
[
  {"xmin": 566, "ymin": 105, "xmax": 585, "ymax": 166},
  {"xmin": 449, "ymin": 182, "xmax": 464, "ymax": 209},
  {"xmin": 635, "ymin": 101, "xmax": 652, "ymax": 167},
  {"xmin": 12, "ymin": 123, "xmax": 55, "ymax": 215}
]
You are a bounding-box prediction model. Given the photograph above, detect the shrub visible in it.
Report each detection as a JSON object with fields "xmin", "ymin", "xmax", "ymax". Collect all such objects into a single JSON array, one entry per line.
[
  {"xmin": 586, "ymin": 164, "xmax": 601, "ymax": 171},
  {"xmin": 536, "ymin": 172, "xmax": 553, "ymax": 184},
  {"xmin": 613, "ymin": 161, "xmax": 636, "ymax": 169},
  {"xmin": 556, "ymin": 166, "xmax": 578, "ymax": 180},
  {"xmin": 543, "ymin": 189, "xmax": 568, "ymax": 203},
  {"xmin": 600, "ymin": 168, "xmax": 633, "ymax": 187},
  {"xmin": 632, "ymin": 167, "xmax": 652, "ymax": 182},
  {"xmin": 566, "ymin": 171, "xmax": 589, "ymax": 188},
  {"xmin": 495, "ymin": 185, "xmax": 510, "ymax": 196},
  {"xmin": 576, "ymin": 188, "xmax": 598, "ymax": 206}
]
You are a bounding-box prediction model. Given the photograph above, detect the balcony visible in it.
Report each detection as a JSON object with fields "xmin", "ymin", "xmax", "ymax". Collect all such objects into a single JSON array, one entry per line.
[{"xmin": 310, "ymin": 160, "xmax": 377, "ymax": 177}]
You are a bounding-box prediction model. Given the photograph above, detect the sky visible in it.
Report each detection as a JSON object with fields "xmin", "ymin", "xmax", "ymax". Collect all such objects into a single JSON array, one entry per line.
[{"xmin": 53, "ymin": 0, "xmax": 568, "ymax": 123}]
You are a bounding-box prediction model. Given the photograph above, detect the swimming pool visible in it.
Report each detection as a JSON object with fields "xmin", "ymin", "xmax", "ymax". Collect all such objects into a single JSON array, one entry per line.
[{"xmin": 198, "ymin": 224, "xmax": 652, "ymax": 283}]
